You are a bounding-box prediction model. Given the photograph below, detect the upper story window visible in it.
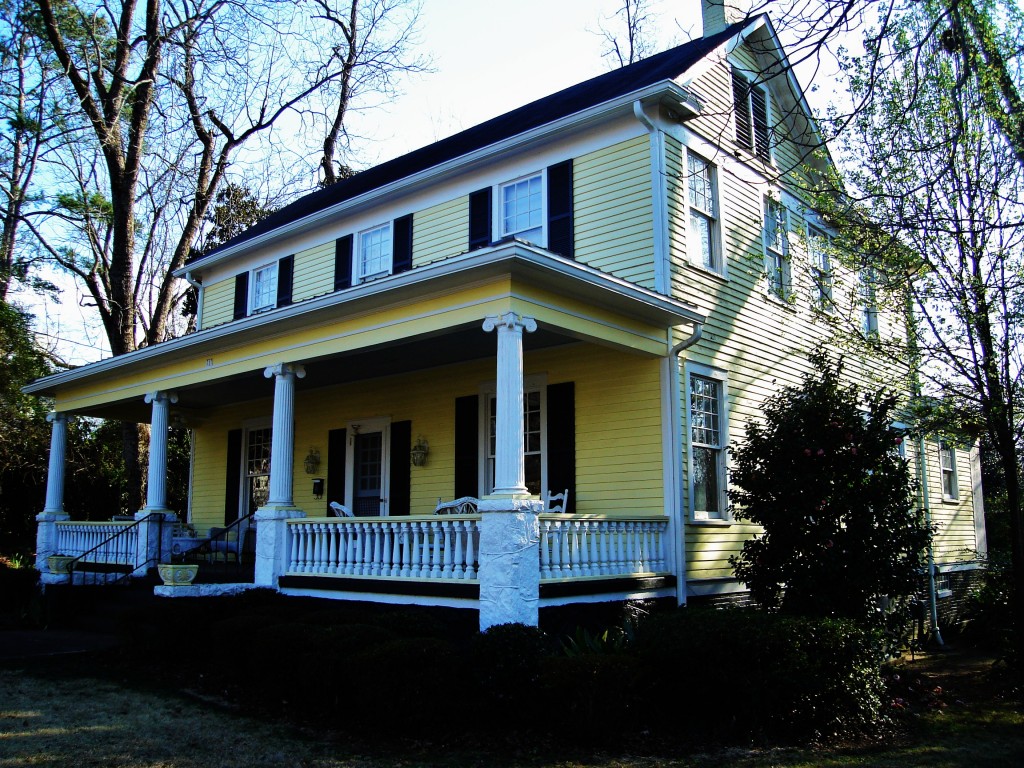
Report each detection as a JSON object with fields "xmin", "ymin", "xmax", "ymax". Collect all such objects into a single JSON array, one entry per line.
[
  {"xmin": 689, "ymin": 370, "xmax": 727, "ymax": 520},
  {"xmin": 763, "ymin": 197, "xmax": 790, "ymax": 298},
  {"xmin": 732, "ymin": 67, "xmax": 771, "ymax": 163},
  {"xmin": 251, "ymin": 263, "xmax": 278, "ymax": 312},
  {"xmin": 687, "ymin": 152, "xmax": 721, "ymax": 273},
  {"xmin": 807, "ymin": 225, "xmax": 833, "ymax": 310},
  {"xmin": 939, "ymin": 441, "xmax": 959, "ymax": 501},
  {"xmin": 501, "ymin": 173, "xmax": 544, "ymax": 245},
  {"xmin": 860, "ymin": 269, "xmax": 879, "ymax": 335},
  {"xmin": 485, "ymin": 386, "xmax": 545, "ymax": 496},
  {"xmin": 357, "ymin": 222, "xmax": 392, "ymax": 283}
]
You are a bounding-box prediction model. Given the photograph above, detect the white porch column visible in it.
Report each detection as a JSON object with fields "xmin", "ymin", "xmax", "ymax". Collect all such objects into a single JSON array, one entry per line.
[
  {"xmin": 36, "ymin": 412, "xmax": 70, "ymax": 574},
  {"xmin": 482, "ymin": 312, "xmax": 537, "ymax": 496},
  {"xmin": 255, "ymin": 363, "xmax": 307, "ymax": 588},
  {"xmin": 140, "ymin": 391, "xmax": 178, "ymax": 515},
  {"xmin": 479, "ymin": 313, "xmax": 541, "ymax": 630}
]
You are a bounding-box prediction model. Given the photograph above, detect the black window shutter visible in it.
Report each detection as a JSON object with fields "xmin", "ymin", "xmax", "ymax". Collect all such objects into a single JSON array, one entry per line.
[
  {"xmin": 750, "ymin": 86, "xmax": 770, "ymax": 162},
  {"xmin": 731, "ymin": 68, "xmax": 753, "ymax": 151},
  {"xmin": 276, "ymin": 254, "xmax": 294, "ymax": 307},
  {"xmin": 392, "ymin": 214, "xmax": 414, "ymax": 275},
  {"xmin": 468, "ymin": 188, "xmax": 492, "ymax": 251},
  {"xmin": 389, "ymin": 420, "xmax": 412, "ymax": 516},
  {"xmin": 233, "ymin": 273, "xmax": 249, "ymax": 320},
  {"xmin": 224, "ymin": 429, "xmax": 243, "ymax": 525},
  {"xmin": 546, "ymin": 382, "xmax": 575, "ymax": 514},
  {"xmin": 546, "ymin": 160, "xmax": 574, "ymax": 259},
  {"xmin": 334, "ymin": 235, "xmax": 353, "ymax": 291},
  {"xmin": 454, "ymin": 395, "xmax": 479, "ymax": 498},
  {"xmin": 326, "ymin": 428, "xmax": 347, "ymax": 514}
]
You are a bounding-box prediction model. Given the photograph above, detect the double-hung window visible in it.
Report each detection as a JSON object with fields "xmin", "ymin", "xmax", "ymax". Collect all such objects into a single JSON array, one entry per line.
[
  {"xmin": 501, "ymin": 173, "xmax": 544, "ymax": 245},
  {"xmin": 939, "ymin": 441, "xmax": 958, "ymax": 501},
  {"xmin": 807, "ymin": 226, "xmax": 833, "ymax": 309},
  {"xmin": 860, "ymin": 269, "xmax": 879, "ymax": 335},
  {"xmin": 689, "ymin": 372, "xmax": 727, "ymax": 520},
  {"xmin": 357, "ymin": 222, "xmax": 392, "ymax": 283},
  {"xmin": 731, "ymin": 67, "xmax": 771, "ymax": 163},
  {"xmin": 687, "ymin": 152, "xmax": 720, "ymax": 273},
  {"xmin": 250, "ymin": 263, "xmax": 278, "ymax": 313},
  {"xmin": 485, "ymin": 387, "xmax": 544, "ymax": 496},
  {"xmin": 763, "ymin": 197, "xmax": 789, "ymax": 298}
]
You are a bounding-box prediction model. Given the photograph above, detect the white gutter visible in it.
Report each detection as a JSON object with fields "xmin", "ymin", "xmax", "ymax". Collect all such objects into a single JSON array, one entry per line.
[
  {"xmin": 633, "ymin": 100, "xmax": 671, "ymax": 295},
  {"xmin": 183, "ymin": 271, "xmax": 203, "ymax": 330},
  {"xmin": 917, "ymin": 433, "xmax": 944, "ymax": 646},
  {"xmin": 180, "ymin": 81, "xmax": 701, "ymax": 275}
]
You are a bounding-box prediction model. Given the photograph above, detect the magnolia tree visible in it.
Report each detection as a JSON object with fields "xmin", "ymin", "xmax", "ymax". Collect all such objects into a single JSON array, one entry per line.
[{"xmin": 729, "ymin": 351, "xmax": 932, "ymax": 635}]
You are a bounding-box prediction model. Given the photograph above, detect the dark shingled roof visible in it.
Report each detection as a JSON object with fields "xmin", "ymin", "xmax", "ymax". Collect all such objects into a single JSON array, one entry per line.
[{"xmin": 196, "ymin": 20, "xmax": 749, "ymax": 262}]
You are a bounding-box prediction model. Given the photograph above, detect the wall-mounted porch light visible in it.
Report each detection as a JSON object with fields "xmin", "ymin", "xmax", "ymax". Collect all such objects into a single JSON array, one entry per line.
[
  {"xmin": 410, "ymin": 436, "xmax": 429, "ymax": 467},
  {"xmin": 303, "ymin": 447, "xmax": 321, "ymax": 475}
]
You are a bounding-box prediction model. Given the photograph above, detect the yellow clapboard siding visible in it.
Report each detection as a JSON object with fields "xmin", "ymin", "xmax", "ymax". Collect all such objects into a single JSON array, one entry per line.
[
  {"xmin": 201, "ymin": 278, "xmax": 235, "ymax": 330},
  {"xmin": 413, "ymin": 197, "xmax": 469, "ymax": 267},
  {"xmin": 293, "ymin": 242, "xmax": 334, "ymax": 302}
]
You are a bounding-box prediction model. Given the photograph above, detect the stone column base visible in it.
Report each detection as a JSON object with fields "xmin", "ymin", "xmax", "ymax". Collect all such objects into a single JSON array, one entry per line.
[
  {"xmin": 478, "ymin": 496, "xmax": 542, "ymax": 631},
  {"xmin": 254, "ymin": 505, "xmax": 306, "ymax": 587}
]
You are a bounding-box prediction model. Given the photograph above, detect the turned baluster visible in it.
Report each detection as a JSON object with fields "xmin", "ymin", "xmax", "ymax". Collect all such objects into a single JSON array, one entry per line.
[{"xmin": 539, "ymin": 519, "xmax": 552, "ymax": 579}]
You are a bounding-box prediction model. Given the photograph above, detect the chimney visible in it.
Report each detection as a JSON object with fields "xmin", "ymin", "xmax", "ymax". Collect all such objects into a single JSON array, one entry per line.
[{"xmin": 701, "ymin": 0, "xmax": 749, "ymax": 38}]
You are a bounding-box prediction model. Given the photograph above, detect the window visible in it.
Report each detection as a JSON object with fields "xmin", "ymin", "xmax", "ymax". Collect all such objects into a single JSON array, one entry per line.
[
  {"xmin": 485, "ymin": 388, "xmax": 544, "ymax": 496},
  {"xmin": 731, "ymin": 67, "xmax": 771, "ymax": 162},
  {"xmin": 687, "ymin": 152, "xmax": 720, "ymax": 273},
  {"xmin": 501, "ymin": 173, "xmax": 544, "ymax": 245},
  {"xmin": 357, "ymin": 223, "xmax": 392, "ymax": 283},
  {"xmin": 807, "ymin": 225, "xmax": 833, "ymax": 309},
  {"xmin": 250, "ymin": 263, "xmax": 277, "ymax": 312},
  {"xmin": 763, "ymin": 197, "xmax": 789, "ymax": 297},
  {"xmin": 860, "ymin": 269, "xmax": 879, "ymax": 335},
  {"xmin": 689, "ymin": 372, "xmax": 727, "ymax": 520},
  {"xmin": 939, "ymin": 441, "xmax": 959, "ymax": 501}
]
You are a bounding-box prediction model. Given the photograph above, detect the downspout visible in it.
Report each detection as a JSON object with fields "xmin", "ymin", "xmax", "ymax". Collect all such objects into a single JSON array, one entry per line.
[
  {"xmin": 184, "ymin": 271, "xmax": 203, "ymax": 330},
  {"xmin": 634, "ymin": 100, "xmax": 670, "ymax": 295}
]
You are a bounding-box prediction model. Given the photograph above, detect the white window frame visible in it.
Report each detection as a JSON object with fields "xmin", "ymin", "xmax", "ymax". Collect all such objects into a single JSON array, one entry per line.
[
  {"xmin": 496, "ymin": 171, "xmax": 546, "ymax": 247},
  {"xmin": 763, "ymin": 196, "xmax": 790, "ymax": 299},
  {"xmin": 807, "ymin": 224, "xmax": 834, "ymax": 311},
  {"xmin": 860, "ymin": 269, "xmax": 879, "ymax": 336},
  {"xmin": 355, "ymin": 222, "xmax": 393, "ymax": 284},
  {"xmin": 479, "ymin": 375, "xmax": 547, "ymax": 497},
  {"xmin": 685, "ymin": 150, "xmax": 723, "ymax": 275},
  {"xmin": 939, "ymin": 440, "xmax": 959, "ymax": 501},
  {"xmin": 731, "ymin": 66, "xmax": 773, "ymax": 164},
  {"xmin": 250, "ymin": 262, "xmax": 278, "ymax": 313},
  {"xmin": 685, "ymin": 364, "xmax": 729, "ymax": 521},
  {"xmin": 343, "ymin": 417, "xmax": 392, "ymax": 516}
]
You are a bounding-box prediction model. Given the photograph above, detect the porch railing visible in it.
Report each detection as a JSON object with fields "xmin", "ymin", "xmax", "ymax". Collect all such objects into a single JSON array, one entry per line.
[
  {"xmin": 538, "ymin": 515, "xmax": 668, "ymax": 578},
  {"xmin": 56, "ymin": 520, "xmax": 137, "ymax": 564},
  {"xmin": 285, "ymin": 514, "xmax": 669, "ymax": 582},
  {"xmin": 287, "ymin": 516, "xmax": 480, "ymax": 580}
]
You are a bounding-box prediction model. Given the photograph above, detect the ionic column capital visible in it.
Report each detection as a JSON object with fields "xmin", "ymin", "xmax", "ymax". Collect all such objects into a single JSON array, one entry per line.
[
  {"xmin": 482, "ymin": 312, "xmax": 537, "ymax": 334},
  {"xmin": 46, "ymin": 411, "xmax": 67, "ymax": 425},
  {"xmin": 264, "ymin": 363, "xmax": 306, "ymax": 380},
  {"xmin": 144, "ymin": 391, "xmax": 178, "ymax": 405}
]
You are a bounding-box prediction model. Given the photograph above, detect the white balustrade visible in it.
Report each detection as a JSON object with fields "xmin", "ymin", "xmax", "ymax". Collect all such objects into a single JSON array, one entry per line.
[
  {"xmin": 537, "ymin": 516, "xmax": 668, "ymax": 578},
  {"xmin": 286, "ymin": 514, "xmax": 666, "ymax": 583},
  {"xmin": 54, "ymin": 521, "xmax": 138, "ymax": 565},
  {"xmin": 286, "ymin": 516, "xmax": 481, "ymax": 580}
]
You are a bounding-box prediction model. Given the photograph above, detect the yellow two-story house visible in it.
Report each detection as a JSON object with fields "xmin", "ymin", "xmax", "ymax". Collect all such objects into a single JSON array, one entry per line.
[{"xmin": 29, "ymin": 4, "xmax": 985, "ymax": 630}]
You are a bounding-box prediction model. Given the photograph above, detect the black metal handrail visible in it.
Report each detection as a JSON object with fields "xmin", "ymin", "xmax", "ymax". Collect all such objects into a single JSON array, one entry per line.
[
  {"xmin": 66, "ymin": 513, "xmax": 166, "ymax": 586},
  {"xmin": 180, "ymin": 513, "xmax": 256, "ymax": 582}
]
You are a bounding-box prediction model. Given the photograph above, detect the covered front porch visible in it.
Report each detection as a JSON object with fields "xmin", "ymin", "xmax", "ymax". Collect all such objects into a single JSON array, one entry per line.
[{"xmin": 29, "ymin": 244, "xmax": 702, "ymax": 627}]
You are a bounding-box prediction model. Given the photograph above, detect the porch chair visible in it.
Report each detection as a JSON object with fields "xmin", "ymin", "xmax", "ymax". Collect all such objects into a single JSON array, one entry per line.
[
  {"xmin": 434, "ymin": 496, "xmax": 479, "ymax": 515},
  {"xmin": 208, "ymin": 525, "xmax": 246, "ymax": 563},
  {"xmin": 329, "ymin": 501, "xmax": 354, "ymax": 517},
  {"xmin": 545, "ymin": 488, "xmax": 570, "ymax": 513}
]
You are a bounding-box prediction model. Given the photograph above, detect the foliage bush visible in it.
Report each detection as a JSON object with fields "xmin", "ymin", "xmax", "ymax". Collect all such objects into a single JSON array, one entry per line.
[
  {"xmin": 962, "ymin": 552, "xmax": 1019, "ymax": 676},
  {"xmin": 729, "ymin": 349, "xmax": 931, "ymax": 643}
]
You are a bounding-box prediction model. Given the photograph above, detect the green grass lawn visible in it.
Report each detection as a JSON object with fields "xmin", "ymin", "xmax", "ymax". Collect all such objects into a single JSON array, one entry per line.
[{"xmin": 1, "ymin": 650, "xmax": 1021, "ymax": 768}]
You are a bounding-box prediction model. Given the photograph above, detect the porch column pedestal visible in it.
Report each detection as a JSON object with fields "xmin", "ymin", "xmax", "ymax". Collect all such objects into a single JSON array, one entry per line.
[
  {"xmin": 479, "ymin": 313, "xmax": 541, "ymax": 630},
  {"xmin": 36, "ymin": 412, "xmax": 70, "ymax": 577},
  {"xmin": 255, "ymin": 363, "xmax": 308, "ymax": 588},
  {"xmin": 135, "ymin": 392, "xmax": 179, "ymax": 574}
]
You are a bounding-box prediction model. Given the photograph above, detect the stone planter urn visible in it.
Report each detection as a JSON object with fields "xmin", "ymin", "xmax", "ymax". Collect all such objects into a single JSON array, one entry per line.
[
  {"xmin": 47, "ymin": 555, "xmax": 76, "ymax": 574},
  {"xmin": 157, "ymin": 563, "xmax": 199, "ymax": 586}
]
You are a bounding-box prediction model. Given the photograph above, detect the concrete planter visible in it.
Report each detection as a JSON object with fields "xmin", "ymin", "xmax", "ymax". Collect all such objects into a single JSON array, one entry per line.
[
  {"xmin": 157, "ymin": 563, "xmax": 199, "ymax": 586},
  {"xmin": 46, "ymin": 555, "xmax": 76, "ymax": 574}
]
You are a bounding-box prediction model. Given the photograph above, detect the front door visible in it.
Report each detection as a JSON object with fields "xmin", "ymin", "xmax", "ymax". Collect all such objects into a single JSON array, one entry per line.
[{"xmin": 347, "ymin": 422, "xmax": 390, "ymax": 516}]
